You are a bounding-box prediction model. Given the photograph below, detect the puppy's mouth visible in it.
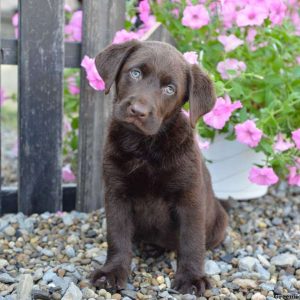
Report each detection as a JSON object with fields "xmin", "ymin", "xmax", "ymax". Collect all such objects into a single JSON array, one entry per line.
[{"xmin": 122, "ymin": 117, "xmax": 159, "ymax": 136}]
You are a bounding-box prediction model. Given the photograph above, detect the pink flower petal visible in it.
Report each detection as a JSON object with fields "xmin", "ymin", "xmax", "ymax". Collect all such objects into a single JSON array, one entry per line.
[
  {"xmin": 81, "ymin": 55, "xmax": 105, "ymax": 91},
  {"xmin": 292, "ymin": 128, "xmax": 300, "ymax": 150},
  {"xmin": 203, "ymin": 95, "xmax": 242, "ymax": 129},
  {"xmin": 183, "ymin": 51, "xmax": 198, "ymax": 64},
  {"xmin": 62, "ymin": 164, "xmax": 76, "ymax": 182},
  {"xmin": 235, "ymin": 120, "xmax": 263, "ymax": 147},
  {"xmin": 249, "ymin": 166, "xmax": 279, "ymax": 186},
  {"xmin": 182, "ymin": 4, "xmax": 210, "ymax": 29},
  {"xmin": 218, "ymin": 34, "xmax": 244, "ymax": 52}
]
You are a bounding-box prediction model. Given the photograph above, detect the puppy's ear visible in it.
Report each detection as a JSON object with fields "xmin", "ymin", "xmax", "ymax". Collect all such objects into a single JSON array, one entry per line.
[
  {"xmin": 95, "ymin": 40, "xmax": 140, "ymax": 94},
  {"xmin": 188, "ymin": 64, "xmax": 216, "ymax": 127}
]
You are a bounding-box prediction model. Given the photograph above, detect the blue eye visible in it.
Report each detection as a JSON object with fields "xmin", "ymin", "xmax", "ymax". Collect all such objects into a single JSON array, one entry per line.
[
  {"xmin": 130, "ymin": 69, "xmax": 142, "ymax": 79},
  {"xmin": 163, "ymin": 84, "xmax": 176, "ymax": 96}
]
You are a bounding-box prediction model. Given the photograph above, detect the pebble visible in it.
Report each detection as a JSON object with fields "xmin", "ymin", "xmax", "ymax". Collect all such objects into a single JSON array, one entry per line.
[
  {"xmin": 0, "ymin": 259, "xmax": 9, "ymax": 269},
  {"xmin": 232, "ymin": 278, "xmax": 257, "ymax": 289},
  {"xmin": 257, "ymin": 255, "xmax": 271, "ymax": 268},
  {"xmin": 205, "ymin": 260, "xmax": 221, "ymax": 275},
  {"xmin": 239, "ymin": 256, "xmax": 259, "ymax": 272},
  {"xmin": 251, "ymin": 293, "xmax": 266, "ymax": 300},
  {"xmin": 62, "ymin": 282, "xmax": 82, "ymax": 300},
  {"xmin": 254, "ymin": 262, "xmax": 270, "ymax": 280},
  {"xmin": 16, "ymin": 274, "xmax": 33, "ymax": 300},
  {"xmin": 4, "ymin": 226, "xmax": 16, "ymax": 236},
  {"xmin": 111, "ymin": 293, "xmax": 122, "ymax": 300},
  {"xmin": 65, "ymin": 246, "xmax": 76, "ymax": 258},
  {"xmin": 0, "ymin": 273, "xmax": 17, "ymax": 284},
  {"xmin": 271, "ymin": 253, "xmax": 297, "ymax": 266}
]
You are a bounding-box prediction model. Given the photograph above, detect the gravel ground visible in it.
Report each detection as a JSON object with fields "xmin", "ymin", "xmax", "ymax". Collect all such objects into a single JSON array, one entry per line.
[{"xmin": 0, "ymin": 188, "xmax": 299, "ymax": 300}]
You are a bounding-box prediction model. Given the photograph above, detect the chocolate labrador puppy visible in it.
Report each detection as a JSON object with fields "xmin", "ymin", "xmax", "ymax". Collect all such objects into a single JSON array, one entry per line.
[{"xmin": 90, "ymin": 40, "xmax": 228, "ymax": 296}]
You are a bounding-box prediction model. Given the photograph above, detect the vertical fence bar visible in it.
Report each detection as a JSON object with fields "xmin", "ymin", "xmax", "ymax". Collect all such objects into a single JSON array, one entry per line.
[
  {"xmin": 76, "ymin": 1, "xmax": 126, "ymax": 212},
  {"xmin": 18, "ymin": 0, "xmax": 64, "ymax": 214}
]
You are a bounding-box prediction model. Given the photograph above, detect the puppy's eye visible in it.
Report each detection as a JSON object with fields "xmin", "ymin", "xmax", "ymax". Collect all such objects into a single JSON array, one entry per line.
[
  {"xmin": 163, "ymin": 84, "xmax": 176, "ymax": 96},
  {"xmin": 130, "ymin": 69, "xmax": 142, "ymax": 80}
]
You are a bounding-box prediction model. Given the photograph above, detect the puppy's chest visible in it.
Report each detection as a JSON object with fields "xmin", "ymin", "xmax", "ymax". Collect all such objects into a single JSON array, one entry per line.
[{"xmin": 124, "ymin": 157, "xmax": 180, "ymax": 197}]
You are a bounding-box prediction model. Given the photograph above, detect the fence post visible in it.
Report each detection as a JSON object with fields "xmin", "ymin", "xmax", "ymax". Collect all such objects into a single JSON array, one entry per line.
[
  {"xmin": 76, "ymin": 1, "xmax": 126, "ymax": 212},
  {"xmin": 18, "ymin": 0, "xmax": 64, "ymax": 214}
]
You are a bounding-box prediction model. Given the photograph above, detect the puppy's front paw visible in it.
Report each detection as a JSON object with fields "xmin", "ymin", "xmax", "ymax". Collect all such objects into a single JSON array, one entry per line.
[
  {"xmin": 172, "ymin": 273, "xmax": 211, "ymax": 296},
  {"xmin": 89, "ymin": 265, "xmax": 128, "ymax": 290}
]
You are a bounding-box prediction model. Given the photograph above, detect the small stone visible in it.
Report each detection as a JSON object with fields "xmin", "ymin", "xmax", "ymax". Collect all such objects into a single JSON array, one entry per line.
[
  {"xmin": 254, "ymin": 262, "xmax": 270, "ymax": 280},
  {"xmin": 33, "ymin": 268, "xmax": 44, "ymax": 282},
  {"xmin": 41, "ymin": 249, "xmax": 54, "ymax": 257},
  {"xmin": 0, "ymin": 273, "xmax": 17, "ymax": 284},
  {"xmin": 239, "ymin": 256, "xmax": 259, "ymax": 272},
  {"xmin": 52, "ymin": 292, "xmax": 62, "ymax": 300},
  {"xmin": 271, "ymin": 253, "xmax": 297, "ymax": 266},
  {"xmin": 105, "ymin": 292, "xmax": 112, "ymax": 299},
  {"xmin": 32, "ymin": 289, "xmax": 50, "ymax": 300},
  {"xmin": 65, "ymin": 246, "xmax": 76, "ymax": 258},
  {"xmin": 157, "ymin": 276, "xmax": 165, "ymax": 284},
  {"xmin": 62, "ymin": 214, "xmax": 74, "ymax": 226},
  {"xmin": 0, "ymin": 259, "xmax": 9, "ymax": 269},
  {"xmin": 99, "ymin": 289, "xmax": 107, "ymax": 297},
  {"xmin": 82, "ymin": 287, "xmax": 96, "ymax": 298},
  {"xmin": 251, "ymin": 293, "xmax": 266, "ymax": 300},
  {"xmin": 205, "ymin": 260, "xmax": 221, "ymax": 275},
  {"xmin": 43, "ymin": 270, "xmax": 57, "ymax": 283},
  {"xmin": 17, "ymin": 274, "xmax": 33, "ymax": 300},
  {"xmin": 257, "ymin": 255, "xmax": 271, "ymax": 268},
  {"xmin": 111, "ymin": 293, "xmax": 122, "ymax": 300},
  {"xmin": 62, "ymin": 282, "xmax": 82, "ymax": 300},
  {"xmin": 182, "ymin": 294, "xmax": 197, "ymax": 300},
  {"xmin": 58, "ymin": 269, "xmax": 66, "ymax": 278},
  {"xmin": 81, "ymin": 223, "xmax": 90, "ymax": 233},
  {"xmin": 259, "ymin": 283, "xmax": 275, "ymax": 291},
  {"xmin": 4, "ymin": 226, "xmax": 16, "ymax": 236},
  {"xmin": 232, "ymin": 278, "xmax": 257, "ymax": 289},
  {"xmin": 121, "ymin": 290, "xmax": 137, "ymax": 299}
]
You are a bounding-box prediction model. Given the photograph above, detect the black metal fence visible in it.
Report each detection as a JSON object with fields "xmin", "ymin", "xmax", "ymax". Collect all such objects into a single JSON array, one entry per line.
[{"xmin": 0, "ymin": 0, "xmax": 173, "ymax": 216}]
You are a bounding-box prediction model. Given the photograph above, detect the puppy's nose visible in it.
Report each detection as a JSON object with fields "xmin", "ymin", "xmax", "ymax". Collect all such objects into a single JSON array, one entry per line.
[{"xmin": 128, "ymin": 103, "xmax": 149, "ymax": 119}]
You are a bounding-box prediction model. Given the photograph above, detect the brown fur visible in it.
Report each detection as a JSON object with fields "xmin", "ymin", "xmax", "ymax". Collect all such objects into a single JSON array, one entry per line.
[{"xmin": 90, "ymin": 40, "xmax": 228, "ymax": 296}]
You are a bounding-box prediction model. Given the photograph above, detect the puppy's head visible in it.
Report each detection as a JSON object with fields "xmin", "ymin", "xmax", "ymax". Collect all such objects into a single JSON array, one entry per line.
[{"xmin": 95, "ymin": 40, "xmax": 215, "ymax": 135}]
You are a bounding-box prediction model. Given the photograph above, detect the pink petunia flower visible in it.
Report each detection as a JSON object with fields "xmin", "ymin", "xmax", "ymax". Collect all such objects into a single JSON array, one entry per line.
[
  {"xmin": 62, "ymin": 164, "xmax": 76, "ymax": 182},
  {"xmin": 273, "ymin": 134, "xmax": 294, "ymax": 152},
  {"xmin": 236, "ymin": 5, "xmax": 268, "ymax": 27},
  {"xmin": 288, "ymin": 159, "xmax": 300, "ymax": 186},
  {"xmin": 297, "ymin": 57, "xmax": 300, "ymax": 65},
  {"xmin": 203, "ymin": 95, "xmax": 242, "ymax": 129},
  {"xmin": 65, "ymin": 10, "xmax": 82, "ymax": 42},
  {"xmin": 81, "ymin": 55, "xmax": 105, "ymax": 91},
  {"xmin": 292, "ymin": 128, "xmax": 300, "ymax": 150},
  {"xmin": 67, "ymin": 76, "xmax": 80, "ymax": 95},
  {"xmin": 249, "ymin": 166, "xmax": 279, "ymax": 186},
  {"xmin": 139, "ymin": 0, "xmax": 151, "ymax": 25},
  {"xmin": 246, "ymin": 28, "xmax": 257, "ymax": 43},
  {"xmin": 64, "ymin": 4, "xmax": 72, "ymax": 12},
  {"xmin": 217, "ymin": 59, "xmax": 246, "ymax": 80},
  {"xmin": 112, "ymin": 29, "xmax": 138, "ymax": 44},
  {"xmin": 269, "ymin": 0, "xmax": 287, "ymax": 25},
  {"xmin": 12, "ymin": 12, "xmax": 19, "ymax": 39},
  {"xmin": 183, "ymin": 51, "xmax": 198, "ymax": 64},
  {"xmin": 0, "ymin": 88, "xmax": 8, "ymax": 106},
  {"xmin": 235, "ymin": 120, "xmax": 263, "ymax": 147},
  {"xmin": 218, "ymin": 34, "xmax": 244, "ymax": 52},
  {"xmin": 182, "ymin": 4, "xmax": 210, "ymax": 29},
  {"xmin": 220, "ymin": 3, "xmax": 237, "ymax": 28},
  {"xmin": 63, "ymin": 118, "xmax": 72, "ymax": 136},
  {"xmin": 172, "ymin": 8, "xmax": 180, "ymax": 18}
]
